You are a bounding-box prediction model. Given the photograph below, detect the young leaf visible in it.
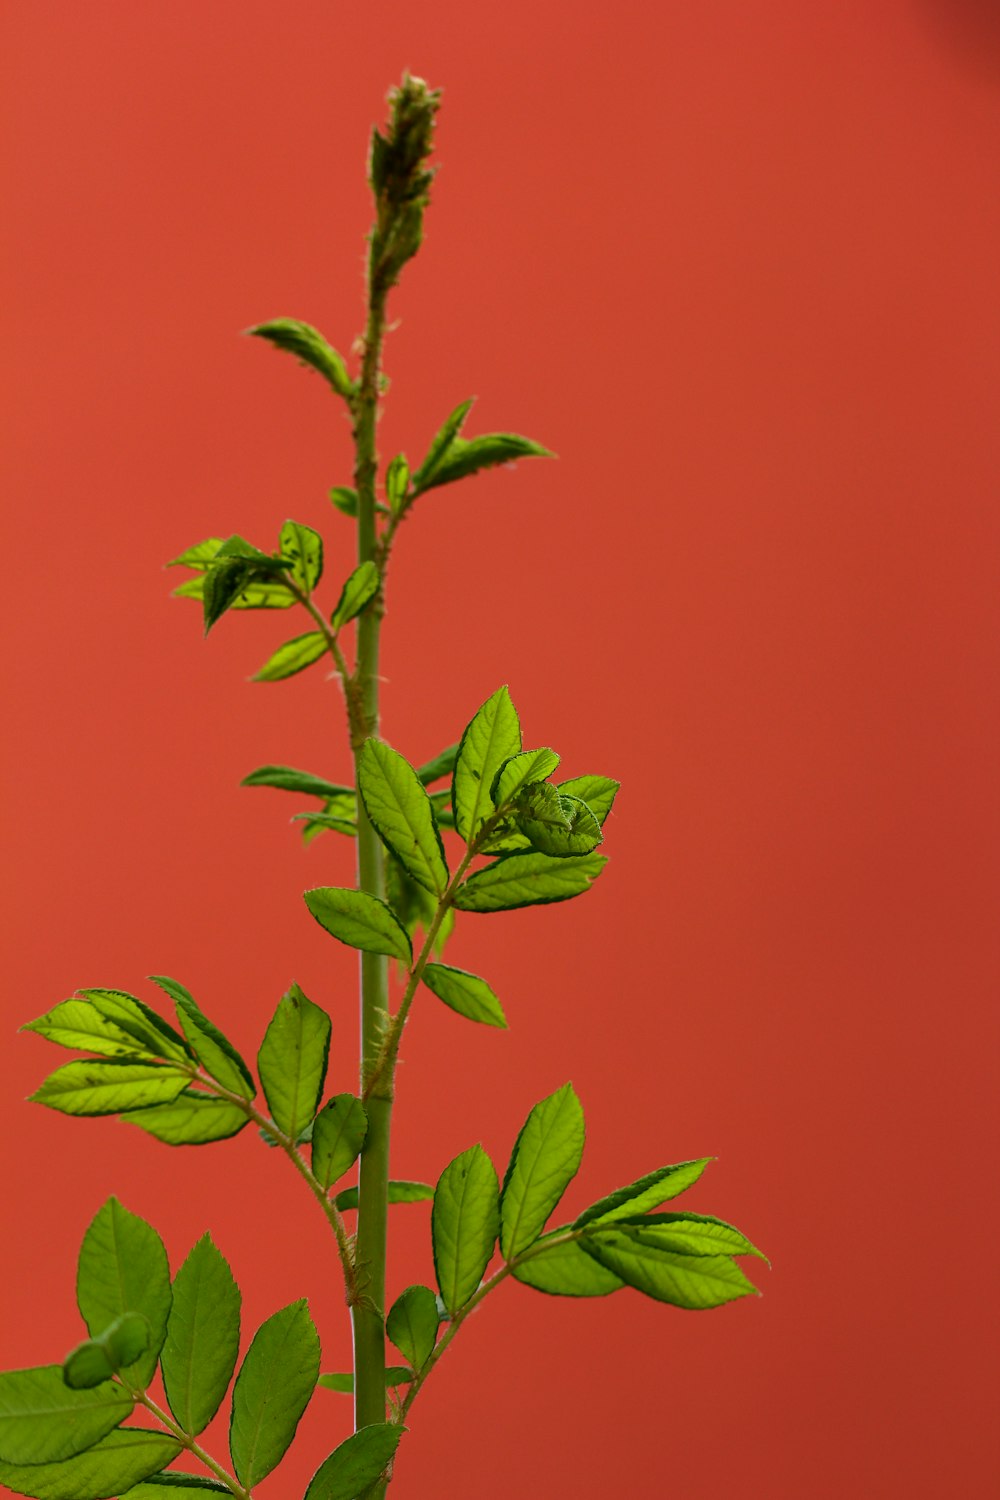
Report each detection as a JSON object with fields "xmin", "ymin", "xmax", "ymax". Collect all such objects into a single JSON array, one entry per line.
[
  {"xmin": 331, "ymin": 560, "xmax": 379, "ymax": 629},
  {"xmin": 579, "ymin": 1231, "xmax": 759, "ymax": 1309},
  {"xmin": 411, "ymin": 396, "xmax": 474, "ymax": 491},
  {"xmin": 422, "ymin": 963, "xmax": 507, "ymax": 1028},
  {"xmin": 166, "ymin": 538, "xmax": 225, "ymax": 570},
  {"xmin": 0, "ymin": 1367, "xmax": 134, "ymax": 1464},
  {"xmin": 173, "ymin": 574, "xmax": 296, "ymax": 611},
  {"xmin": 29, "ymin": 1060, "xmax": 190, "ymax": 1117},
  {"xmin": 329, "ymin": 485, "xmax": 359, "ymax": 517},
  {"xmin": 257, "ymin": 984, "xmax": 331, "ymax": 1142},
  {"xmin": 303, "ymin": 1423, "xmax": 405, "ymax": 1500},
  {"xmin": 252, "ymin": 632, "xmax": 327, "ymax": 683},
  {"xmin": 76, "ymin": 1197, "xmax": 172, "ymax": 1389},
  {"xmin": 500, "ymin": 1083, "xmax": 585, "ymax": 1260},
  {"xmin": 20, "ymin": 999, "xmax": 154, "ymax": 1060},
  {"xmin": 386, "ymin": 1285, "xmax": 438, "ymax": 1371},
  {"xmin": 454, "ymin": 851, "xmax": 607, "ymax": 912},
  {"xmin": 574, "ymin": 1159, "xmax": 713, "ymax": 1228},
  {"xmin": 491, "ymin": 747, "xmax": 561, "ymax": 806},
  {"xmin": 246, "ymin": 318, "xmax": 353, "ymax": 399},
  {"xmin": 241, "ymin": 765, "xmax": 351, "ymax": 799},
  {"xmin": 203, "ymin": 556, "xmax": 291, "ymax": 635},
  {"xmin": 516, "ymin": 791, "xmax": 603, "ymax": 857},
  {"xmin": 557, "ymin": 774, "xmax": 620, "ymax": 825},
  {"xmin": 157, "ymin": 982, "xmax": 255, "ymax": 1100},
  {"xmin": 161, "ymin": 1235, "xmax": 241, "ymax": 1437},
  {"xmin": 358, "ymin": 739, "xmax": 448, "ymax": 896},
  {"xmin": 304, "ymin": 887, "xmax": 412, "ymax": 965},
  {"xmin": 385, "ymin": 453, "xmax": 410, "ymax": 512},
  {"xmin": 0, "ymin": 1429, "xmax": 182, "ymax": 1500},
  {"xmin": 229, "ymin": 1300, "xmax": 320, "ymax": 1488},
  {"xmin": 278, "ymin": 519, "xmax": 323, "ymax": 593},
  {"xmin": 415, "ymin": 431, "xmax": 553, "ymax": 492},
  {"xmin": 511, "ymin": 1232, "xmax": 625, "ymax": 1298},
  {"xmin": 432, "ymin": 1145, "xmax": 500, "ymax": 1314},
  {"xmin": 316, "ymin": 1369, "xmax": 412, "ymax": 1394},
  {"xmin": 452, "ymin": 686, "xmax": 522, "ymax": 844},
  {"xmin": 333, "ymin": 1179, "xmax": 432, "ymax": 1212},
  {"xmin": 122, "ymin": 1094, "xmax": 248, "ymax": 1146},
  {"xmin": 415, "ymin": 743, "xmax": 459, "ymax": 786},
  {"xmin": 311, "ymin": 1094, "xmax": 368, "ymax": 1191},
  {"xmin": 63, "ymin": 1313, "xmax": 150, "ymax": 1389}
]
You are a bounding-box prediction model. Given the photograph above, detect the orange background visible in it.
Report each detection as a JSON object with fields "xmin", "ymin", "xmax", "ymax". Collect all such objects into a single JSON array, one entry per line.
[{"xmin": 2, "ymin": 3, "xmax": 998, "ymax": 1496}]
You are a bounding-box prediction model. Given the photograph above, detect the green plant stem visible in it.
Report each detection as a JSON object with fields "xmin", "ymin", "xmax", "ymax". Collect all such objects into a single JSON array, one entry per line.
[
  {"xmin": 286, "ymin": 580, "xmax": 353, "ymax": 688},
  {"xmin": 128, "ymin": 1386, "xmax": 250, "ymax": 1499}
]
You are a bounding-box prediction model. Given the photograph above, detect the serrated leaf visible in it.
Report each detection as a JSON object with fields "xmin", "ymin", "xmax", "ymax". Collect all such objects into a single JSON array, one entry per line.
[
  {"xmin": 416, "ymin": 431, "xmax": 553, "ymax": 492},
  {"xmin": 329, "ymin": 485, "xmax": 359, "ymax": 517},
  {"xmin": 311, "ymin": 1094, "xmax": 368, "ymax": 1191},
  {"xmin": 241, "ymin": 765, "xmax": 351, "ymax": 799},
  {"xmin": 579, "ymin": 1231, "xmax": 759, "ymax": 1309},
  {"xmin": 76, "ymin": 1199, "xmax": 171, "ymax": 1389},
  {"xmin": 557, "ymin": 774, "xmax": 619, "ymax": 825},
  {"xmin": 359, "ymin": 739, "xmax": 448, "ymax": 896},
  {"xmin": 63, "ymin": 1314, "xmax": 150, "ymax": 1390},
  {"xmin": 278, "ymin": 519, "xmax": 323, "ymax": 593},
  {"xmin": 0, "ymin": 1367, "xmax": 133, "ymax": 1464},
  {"xmin": 422, "ymin": 963, "xmax": 507, "ymax": 1028},
  {"xmin": 29, "ymin": 1060, "xmax": 190, "ymax": 1117},
  {"xmin": 432, "ymin": 1145, "xmax": 500, "ymax": 1314},
  {"xmin": 303, "ymin": 1423, "xmax": 405, "ymax": 1500},
  {"xmin": 20, "ymin": 999, "xmax": 154, "ymax": 1060},
  {"xmin": 316, "ymin": 1369, "xmax": 412, "ymax": 1395},
  {"xmin": 203, "ymin": 553, "xmax": 292, "ymax": 634},
  {"xmin": 333, "ymin": 1179, "xmax": 433, "ymax": 1212},
  {"xmin": 166, "ymin": 538, "xmax": 226, "ymax": 570},
  {"xmin": 157, "ymin": 983, "xmax": 255, "ymax": 1099},
  {"xmin": 252, "ymin": 632, "xmax": 327, "ymax": 683},
  {"xmin": 229, "ymin": 1300, "xmax": 320, "ymax": 1488},
  {"xmin": 452, "ymin": 686, "xmax": 522, "ymax": 844},
  {"xmin": 501, "ymin": 1083, "xmax": 585, "ymax": 1260},
  {"xmin": 411, "ymin": 397, "xmax": 474, "ymax": 492},
  {"xmin": 247, "ymin": 319, "xmax": 353, "ymax": 399},
  {"xmin": 415, "ymin": 743, "xmax": 459, "ymax": 786},
  {"xmin": 257, "ymin": 984, "xmax": 330, "ymax": 1142},
  {"xmin": 516, "ymin": 792, "xmax": 602, "ymax": 857},
  {"xmin": 491, "ymin": 747, "xmax": 561, "ymax": 806},
  {"xmin": 0, "ymin": 1430, "xmax": 182, "ymax": 1500},
  {"xmin": 80, "ymin": 987, "xmax": 192, "ymax": 1063},
  {"xmin": 386, "ymin": 1285, "xmax": 438, "ymax": 1371},
  {"xmin": 173, "ymin": 574, "xmax": 297, "ymax": 610},
  {"xmin": 162, "ymin": 1235, "xmax": 241, "ymax": 1437},
  {"xmin": 574, "ymin": 1159, "xmax": 712, "ymax": 1228},
  {"xmin": 331, "ymin": 560, "xmax": 379, "ymax": 629},
  {"xmin": 304, "ymin": 887, "xmax": 412, "ymax": 964},
  {"xmin": 619, "ymin": 1212, "xmax": 767, "ymax": 1262},
  {"xmin": 122, "ymin": 1094, "xmax": 248, "ymax": 1146},
  {"xmin": 511, "ymin": 1232, "xmax": 625, "ymax": 1297},
  {"xmin": 121, "ymin": 1477, "xmax": 231, "ymax": 1495},
  {"xmin": 454, "ymin": 850, "xmax": 607, "ymax": 912}
]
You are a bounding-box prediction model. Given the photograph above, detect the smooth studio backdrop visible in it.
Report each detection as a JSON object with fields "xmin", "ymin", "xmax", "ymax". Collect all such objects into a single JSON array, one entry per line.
[{"xmin": 2, "ymin": 3, "xmax": 998, "ymax": 1496}]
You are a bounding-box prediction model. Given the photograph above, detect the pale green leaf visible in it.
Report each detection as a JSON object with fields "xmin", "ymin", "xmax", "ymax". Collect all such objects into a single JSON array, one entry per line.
[
  {"xmin": 416, "ymin": 431, "xmax": 553, "ymax": 492},
  {"xmin": 20, "ymin": 999, "xmax": 155, "ymax": 1061},
  {"xmin": 432, "ymin": 1145, "xmax": 500, "ymax": 1314},
  {"xmin": 579, "ymin": 1231, "xmax": 759, "ymax": 1309},
  {"xmin": 81, "ymin": 988, "xmax": 192, "ymax": 1063},
  {"xmin": 516, "ymin": 792, "xmax": 602, "ymax": 857},
  {"xmin": 303, "ymin": 1423, "xmax": 405, "ymax": 1500},
  {"xmin": 157, "ymin": 981, "xmax": 255, "ymax": 1099},
  {"xmin": 229, "ymin": 1300, "xmax": 320, "ymax": 1488},
  {"xmin": 0, "ymin": 1367, "xmax": 133, "ymax": 1465},
  {"xmin": 278, "ymin": 519, "xmax": 323, "ymax": 593},
  {"xmin": 241, "ymin": 765, "xmax": 351, "ymax": 799},
  {"xmin": 29, "ymin": 1060, "xmax": 190, "ymax": 1117},
  {"xmin": 316, "ymin": 1369, "xmax": 412, "ymax": 1395},
  {"xmin": 329, "ymin": 485, "xmax": 359, "ymax": 517},
  {"xmin": 574, "ymin": 1159, "xmax": 712, "ymax": 1228},
  {"xmin": 172, "ymin": 574, "xmax": 296, "ymax": 610},
  {"xmin": 491, "ymin": 747, "xmax": 561, "ymax": 806},
  {"xmin": 252, "ymin": 632, "xmax": 327, "ymax": 683},
  {"xmin": 385, "ymin": 453, "xmax": 410, "ymax": 512},
  {"xmin": 311, "ymin": 1094, "xmax": 368, "ymax": 1191},
  {"xmin": 258, "ymin": 984, "xmax": 330, "ymax": 1142},
  {"xmin": 422, "ymin": 963, "xmax": 506, "ymax": 1028},
  {"xmin": 620, "ymin": 1211, "xmax": 767, "ymax": 1262},
  {"xmin": 166, "ymin": 538, "xmax": 225, "ymax": 570},
  {"xmin": 162, "ymin": 1235, "xmax": 241, "ymax": 1437},
  {"xmin": 304, "ymin": 887, "xmax": 412, "ymax": 964},
  {"xmin": 411, "ymin": 397, "xmax": 474, "ymax": 491},
  {"xmin": 415, "ymin": 743, "xmax": 459, "ymax": 786},
  {"xmin": 454, "ymin": 851, "xmax": 607, "ymax": 912},
  {"xmin": 333, "ymin": 1180, "xmax": 432, "ymax": 1212},
  {"xmin": 247, "ymin": 319, "xmax": 353, "ymax": 399},
  {"xmin": 511, "ymin": 1231, "xmax": 624, "ymax": 1297},
  {"xmin": 500, "ymin": 1083, "xmax": 585, "ymax": 1259},
  {"xmin": 557, "ymin": 774, "xmax": 620, "ymax": 825},
  {"xmin": 359, "ymin": 739, "xmax": 448, "ymax": 896},
  {"xmin": 0, "ymin": 1430, "xmax": 181, "ymax": 1500},
  {"xmin": 331, "ymin": 560, "xmax": 379, "ymax": 630},
  {"xmin": 76, "ymin": 1197, "xmax": 171, "ymax": 1389},
  {"xmin": 122, "ymin": 1094, "xmax": 248, "ymax": 1146},
  {"xmin": 452, "ymin": 686, "xmax": 522, "ymax": 844}
]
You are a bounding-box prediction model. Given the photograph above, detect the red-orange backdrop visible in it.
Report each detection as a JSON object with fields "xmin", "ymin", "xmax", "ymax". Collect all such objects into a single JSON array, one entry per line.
[{"xmin": 2, "ymin": 3, "xmax": 998, "ymax": 1496}]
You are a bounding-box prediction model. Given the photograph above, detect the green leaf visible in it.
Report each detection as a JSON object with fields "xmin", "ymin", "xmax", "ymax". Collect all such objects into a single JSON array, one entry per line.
[
  {"xmin": 432, "ymin": 1145, "xmax": 500, "ymax": 1314},
  {"xmin": 0, "ymin": 1430, "xmax": 182, "ymax": 1500},
  {"xmin": 0, "ymin": 1367, "xmax": 133, "ymax": 1464},
  {"xmin": 579, "ymin": 1230, "xmax": 759, "ymax": 1309},
  {"xmin": 258, "ymin": 984, "xmax": 330, "ymax": 1142},
  {"xmin": 385, "ymin": 453, "xmax": 410, "ymax": 513},
  {"xmin": 121, "ymin": 1477, "xmax": 232, "ymax": 1495},
  {"xmin": 317, "ymin": 1369, "xmax": 412, "ymax": 1395},
  {"xmin": 422, "ymin": 963, "xmax": 507, "ymax": 1028},
  {"xmin": 200, "ymin": 541, "xmax": 295, "ymax": 633},
  {"xmin": 331, "ymin": 560, "xmax": 379, "ymax": 629},
  {"xmin": 411, "ymin": 397, "xmax": 475, "ymax": 492},
  {"xmin": 122, "ymin": 1094, "xmax": 249, "ymax": 1146},
  {"xmin": 247, "ymin": 318, "xmax": 353, "ymax": 399},
  {"xmin": 162, "ymin": 1234, "xmax": 241, "ymax": 1437},
  {"xmin": 241, "ymin": 765, "xmax": 351, "ymax": 799},
  {"xmin": 384, "ymin": 853, "xmax": 452, "ymax": 957},
  {"xmin": 303, "ymin": 1423, "xmax": 405, "ymax": 1500},
  {"xmin": 63, "ymin": 1313, "xmax": 150, "ymax": 1389},
  {"xmin": 574, "ymin": 1159, "xmax": 712, "ymax": 1227},
  {"xmin": 77, "ymin": 1198, "xmax": 172, "ymax": 1389},
  {"xmin": 358, "ymin": 739, "xmax": 448, "ymax": 897},
  {"xmin": 155, "ymin": 982, "xmax": 255, "ymax": 1099},
  {"xmin": 252, "ymin": 632, "xmax": 327, "ymax": 683},
  {"xmin": 173, "ymin": 574, "xmax": 297, "ymax": 611},
  {"xmin": 516, "ymin": 791, "xmax": 603, "ymax": 857},
  {"xmin": 333, "ymin": 1179, "xmax": 432, "ymax": 1212},
  {"xmin": 452, "ymin": 686, "xmax": 522, "ymax": 844},
  {"xmin": 511, "ymin": 1232, "xmax": 625, "ymax": 1297},
  {"xmin": 29, "ymin": 1060, "xmax": 190, "ymax": 1117},
  {"xmin": 557, "ymin": 774, "xmax": 619, "ymax": 825},
  {"xmin": 500, "ymin": 1083, "xmax": 585, "ymax": 1260},
  {"xmin": 20, "ymin": 999, "xmax": 155, "ymax": 1060},
  {"xmin": 454, "ymin": 851, "xmax": 607, "ymax": 912},
  {"xmin": 278, "ymin": 519, "xmax": 323, "ymax": 593},
  {"xmin": 491, "ymin": 747, "xmax": 561, "ymax": 806},
  {"xmin": 166, "ymin": 538, "xmax": 226, "ymax": 570},
  {"xmin": 294, "ymin": 810, "xmax": 357, "ymax": 841},
  {"xmin": 311, "ymin": 1094, "xmax": 368, "ymax": 1191},
  {"xmin": 329, "ymin": 485, "xmax": 359, "ymax": 518},
  {"xmin": 81, "ymin": 988, "xmax": 193, "ymax": 1063},
  {"xmin": 619, "ymin": 1212, "xmax": 767, "ymax": 1262},
  {"xmin": 415, "ymin": 431, "xmax": 553, "ymax": 493},
  {"xmin": 415, "ymin": 743, "xmax": 459, "ymax": 786},
  {"xmin": 304, "ymin": 887, "xmax": 412, "ymax": 965},
  {"xmin": 386, "ymin": 1285, "xmax": 438, "ymax": 1371},
  {"xmin": 229, "ymin": 1300, "xmax": 320, "ymax": 1488}
]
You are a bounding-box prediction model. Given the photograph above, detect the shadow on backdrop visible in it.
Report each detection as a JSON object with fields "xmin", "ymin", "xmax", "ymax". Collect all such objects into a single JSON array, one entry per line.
[{"xmin": 912, "ymin": 0, "xmax": 1000, "ymax": 83}]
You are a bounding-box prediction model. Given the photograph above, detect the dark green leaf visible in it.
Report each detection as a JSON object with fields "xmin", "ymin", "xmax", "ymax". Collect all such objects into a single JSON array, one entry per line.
[
  {"xmin": 29, "ymin": 1060, "xmax": 190, "ymax": 1117},
  {"xmin": 0, "ymin": 1368, "xmax": 133, "ymax": 1464},
  {"xmin": 331, "ymin": 560, "xmax": 379, "ymax": 629},
  {"xmin": 416, "ymin": 431, "xmax": 553, "ymax": 493},
  {"xmin": 63, "ymin": 1314, "xmax": 150, "ymax": 1389},
  {"xmin": 229, "ymin": 1300, "xmax": 320, "ymax": 1488},
  {"xmin": 333, "ymin": 1180, "xmax": 433, "ymax": 1212},
  {"xmin": 173, "ymin": 574, "xmax": 296, "ymax": 611},
  {"xmin": 579, "ymin": 1230, "xmax": 759, "ymax": 1309},
  {"xmin": 511, "ymin": 1231, "xmax": 624, "ymax": 1297},
  {"xmin": 166, "ymin": 538, "xmax": 225, "ymax": 570},
  {"xmin": 20, "ymin": 999, "xmax": 153, "ymax": 1060},
  {"xmin": 491, "ymin": 747, "xmax": 561, "ymax": 806},
  {"xmin": 415, "ymin": 743, "xmax": 459, "ymax": 786},
  {"xmin": 422, "ymin": 963, "xmax": 506, "ymax": 1028},
  {"xmin": 0, "ymin": 1430, "xmax": 181, "ymax": 1500},
  {"xmin": 121, "ymin": 1477, "xmax": 231, "ymax": 1495},
  {"xmin": 385, "ymin": 453, "xmax": 410, "ymax": 513},
  {"xmin": 162, "ymin": 1234, "xmax": 241, "ymax": 1437},
  {"xmin": 241, "ymin": 765, "xmax": 351, "ymax": 799},
  {"xmin": 278, "ymin": 519, "xmax": 323, "ymax": 593},
  {"xmin": 252, "ymin": 632, "xmax": 327, "ymax": 683},
  {"xmin": 258, "ymin": 984, "xmax": 330, "ymax": 1142},
  {"xmin": 454, "ymin": 851, "xmax": 607, "ymax": 912},
  {"xmin": 386, "ymin": 1285, "xmax": 438, "ymax": 1371},
  {"xmin": 557, "ymin": 774, "xmax": 619, "ymax": 825},
  {"xmin": 411, "ymin": 397, "xmax": 474, "ymax": 492},
  {"xmin": 329, "ymin": 485, "xmax": 359, "ymax": 517},
  {"xmin": 452, "ymin": 686, "xmax": 522, "ymax": 844},
  {"xmin": 81, "ymin": 988, "xmax": 192, "ymax": 1063},
  {"xmin": 317, "ymin": 1369, "xmax": 412, "ymax": 1395},
  {"xmin": 304, "ymin": 887, "xmax": 412, "ymax": 964},
  {"xmin": 122, "ymin": 1094, "xmax": 248, "ymax": 1146},
  {"xmin": 574, "ymin": 1159, "xmax": 712, "ymax": 1228},
  {"xmin": 247, "ymin": 319, "xmax": 353, "ymax": 399},
  {"xmin": 76, "ymin": 1198, "xmax": 171, "ymax": 1389},
  {"xmin": 500, "ymin": 1083, "xmax": 585, "ymax": 1260},
  {"xmin": 311, "ymin": 1094, "xmax": 368, "ymax": 1191},
  {"xmin": 158, "ymin": 982, "xmax": 255, "ymax": 1099},
  {"xmin": 303, "ymin": 1423, "xmax": 405, "ymax": 1500},
  {"xmin": 358, "ymin": 739, "xmax": 448, "ymax": 896},
  {"xmin": 432, "ymin": 1145, "xmax": 500, "ymax": 1314}
]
